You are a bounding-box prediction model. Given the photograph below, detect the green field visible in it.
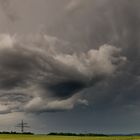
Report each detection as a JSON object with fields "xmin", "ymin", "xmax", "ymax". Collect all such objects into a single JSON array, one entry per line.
[{"xmin": 0, "ymin": 135, "xmax": 139, "ymax": 140}]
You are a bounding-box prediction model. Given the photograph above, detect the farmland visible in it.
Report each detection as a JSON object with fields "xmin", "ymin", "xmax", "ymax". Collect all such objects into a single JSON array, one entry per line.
[{"xmin": 0, "ymin": 135, "xmax": 139, "ymax": 140}]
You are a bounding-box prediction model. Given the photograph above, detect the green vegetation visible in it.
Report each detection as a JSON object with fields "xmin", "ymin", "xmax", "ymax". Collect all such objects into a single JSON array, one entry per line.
[{"xmin": 0, "ymin": 135, "xmax": 139, "ymax": 140}]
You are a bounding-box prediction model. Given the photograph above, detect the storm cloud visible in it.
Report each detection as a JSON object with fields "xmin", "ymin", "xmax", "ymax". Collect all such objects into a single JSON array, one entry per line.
[
  {"xmin": 0, "ymin": 0, "xmax": 139, "ymax": 120},
  {"xmin": 44, "ymin": 0, "xmax": 140, "ymax": 113},
  {"xmin": 0, "ymin": 33, "xmax": 126, "ymax": 113}
]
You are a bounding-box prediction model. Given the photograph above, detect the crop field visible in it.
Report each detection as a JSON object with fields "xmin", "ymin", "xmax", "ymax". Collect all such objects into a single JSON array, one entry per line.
[{"xmin": 0, "ymin": 135, "xmax": 139, "ymax": 140}]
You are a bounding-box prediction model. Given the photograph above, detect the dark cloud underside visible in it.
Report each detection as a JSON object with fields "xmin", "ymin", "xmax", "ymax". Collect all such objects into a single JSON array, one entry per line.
[{"xmin": 0, "ymin": 0, "xmax": 139, "ymax": 120}]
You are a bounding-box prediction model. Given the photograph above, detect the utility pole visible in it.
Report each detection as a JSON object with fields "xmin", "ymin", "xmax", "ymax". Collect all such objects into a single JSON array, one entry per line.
[{"xmin": 16, "ymin": 120, "xmax": 30, "ymax": 133}]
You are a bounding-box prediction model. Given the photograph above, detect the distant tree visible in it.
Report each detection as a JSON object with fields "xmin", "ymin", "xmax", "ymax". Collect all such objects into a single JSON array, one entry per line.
[{"xmin": 48, "ymin": 132, "xmax": 107, "ymax": 136}]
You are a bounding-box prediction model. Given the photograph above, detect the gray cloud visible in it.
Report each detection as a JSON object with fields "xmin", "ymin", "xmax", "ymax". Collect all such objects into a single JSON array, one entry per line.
[
  {"xmin": 0, "ymin": 0, "xmax": 18, "ymax": 22},
  {"xmin": 0, "ymin": 33, "xmax": 126, "ymax": 113},
  {"xmin": 45, "ymin": 0, "xmax": 140, "ymax": 113},
  {"xmin": 0, "ymin": 0, "xmax": 139, "ymax": 119}
]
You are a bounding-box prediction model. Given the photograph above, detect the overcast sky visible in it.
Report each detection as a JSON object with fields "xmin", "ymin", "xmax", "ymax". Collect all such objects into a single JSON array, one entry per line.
[{"xmin": 0, "ymin": 0, "xmax": 139, "ymax": 134}]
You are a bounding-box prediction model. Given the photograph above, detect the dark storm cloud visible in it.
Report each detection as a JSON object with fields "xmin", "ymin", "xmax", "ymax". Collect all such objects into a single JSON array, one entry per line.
[
  {"xmin": 47, "ymin": 81, "xmax": 85, "ymax": 99},
  {"xmin": 0, "ymin": 33, "xmax": 125, "ymax": 113},
  {"xmin": 0, "ymin": 0, "xmax": 139, "ymax": 115},
  {"xmin": 46, "ymin": 0, "xmax": 140, "ymax": 112}
]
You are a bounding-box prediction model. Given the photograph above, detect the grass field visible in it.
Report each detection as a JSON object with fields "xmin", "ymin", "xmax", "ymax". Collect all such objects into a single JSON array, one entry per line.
[{"xmin": 0, "ymin": 135, "xmax": 139, "ymax": 140}]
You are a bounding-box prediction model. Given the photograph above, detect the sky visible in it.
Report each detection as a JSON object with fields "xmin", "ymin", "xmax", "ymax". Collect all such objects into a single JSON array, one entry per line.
[{"xmin": 0, "ymin": 0, "xmax": 139, "ymax": 134}]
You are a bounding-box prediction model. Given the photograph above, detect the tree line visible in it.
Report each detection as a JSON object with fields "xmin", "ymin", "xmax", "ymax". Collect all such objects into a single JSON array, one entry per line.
[
  {"xmin": 0, "ymin": 131, "xmax": 33, "ymax": 134},
  {"xmin": 48, "ymin": 132, "xmax": 107, "ymax": 136}
]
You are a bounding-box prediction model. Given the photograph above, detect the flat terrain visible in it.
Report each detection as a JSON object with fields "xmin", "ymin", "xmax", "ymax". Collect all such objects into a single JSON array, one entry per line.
[{"xmin": 0, "ymin": 135, "xmax": 139, "ymax": 140}]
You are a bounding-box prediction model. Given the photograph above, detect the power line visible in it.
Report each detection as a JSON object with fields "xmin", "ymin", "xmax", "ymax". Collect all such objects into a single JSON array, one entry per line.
[{"xmin": 16, "ymin": 120, "xmax": 30, "ymax": 133}]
